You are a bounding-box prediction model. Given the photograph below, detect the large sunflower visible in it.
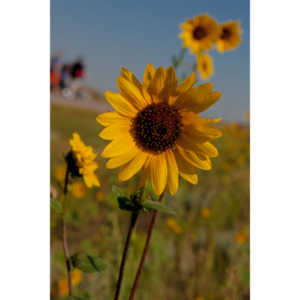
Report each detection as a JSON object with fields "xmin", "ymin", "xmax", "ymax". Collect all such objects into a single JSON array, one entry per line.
[
  {"xmin": 97, "ymin": 65, "xmax": 222, "ymax": 195},
  {"xmin": 216, "ymin": 21, "xmax": 242, "ymax": 53},
  {"xmin": 179, "ymin": 14, "xmax": 220, "ymax": 54}
]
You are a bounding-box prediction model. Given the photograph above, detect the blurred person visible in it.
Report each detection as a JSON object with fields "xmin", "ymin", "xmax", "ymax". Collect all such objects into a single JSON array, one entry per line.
[
  {"xmin": 70, "ymin": 57, "xmax": 86, "ymax": 99},
  {"xmin": 50, "ymin": 52, "xmax": 64, "ymax": 92}
]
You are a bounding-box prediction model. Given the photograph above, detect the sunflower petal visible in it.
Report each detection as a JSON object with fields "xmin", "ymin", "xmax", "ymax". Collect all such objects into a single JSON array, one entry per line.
[
  {"xmin": 118, "ymin": 152, "xmax": 148, "ymax": 181},
  {"xmin": 96, "ymin": 112, "xmax": 128, "ymax": 126},
  {"xmin": 99, "ymin": 121, "xmax": 130, "ymax": 140},
  {"xmin": 180, "ymin": 172, "xmax": 198, "ymax": 184},
  {"xmin": 104, "ymin": 91, "xmax": 137, "ymax": 118},
  {"xmin": 101, "ymin": 134, "xmax": 135, "ymax": 158},
  {"xmin": 120, "ymin": 67, "xmax": 142, "ymax": 91},
  {"xmin": 176, "ymin": 84, "xmax": 221, "ymax": 113},
  {"xmin": 176, "ymin": 72, "xmax": 197, "ymax": 95},
  {"xmin": 176, "ymin": 145, "xmax": 211, "ymax": 170},
  {"xmin": 117, "ymin": 76, "xmax": 148, "ymax": 110},
  {"xmin": 106, "ymin": 147, "xmax": 139, "ymax": 169},
  {"xmin": 143, "ymin": 64, "xmax": 156, "ymax": 89},
  {"xmin": 197, "ymin": 142, "xmax": 219, "ymax": 158},
  {"xmin": 165, "ymin": 150, "xmax": 179, "ymax": 195},
  {"xmin": 148, "ymin": 66, "xmax": 166, "ymax": 96},
  {"xmin": 149, "ymin": 154, "xmax": 168, "ymax": 195}
]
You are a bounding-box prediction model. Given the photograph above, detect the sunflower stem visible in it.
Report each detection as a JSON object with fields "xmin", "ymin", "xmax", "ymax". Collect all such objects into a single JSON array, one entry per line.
[
  {"xmin": 62, "ymin": 166, "xmax": 73, "ymax": 297},
  {"xmin": 114, "ymin": 211, "xmax": 139, "ymax": 300},
  {"xmin": 128, "ymin": 191, "xmax": 165, "ymax": 300}
]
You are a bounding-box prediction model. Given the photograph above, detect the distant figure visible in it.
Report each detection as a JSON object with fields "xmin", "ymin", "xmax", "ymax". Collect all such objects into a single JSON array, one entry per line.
[
  {"xmin": 70, "ymin": 58, "xmax": 86, "ymax": 99},
  {"xmin": 60, "ymin": 64, "xmax": 71, "ymax": 90},
  {"xmin": 71, "ymin": 58, "xmax": 85, "ymax": 80},
  {"xmin": 50, "ymin": 52, "xmax": 64, "ymax": 92}
]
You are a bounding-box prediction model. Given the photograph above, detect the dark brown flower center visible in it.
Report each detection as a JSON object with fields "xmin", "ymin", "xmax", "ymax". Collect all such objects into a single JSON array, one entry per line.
[
  {"xmin": 131, "ymin": 103, "xmax": 182, "ymax": 154},
  {"xmin": 221, "ymin": 28, "xmax": 231, "ymax": 40},
  {"xmin": 193, "ymin": 26, "xmax": 207, "ymax": 40}
]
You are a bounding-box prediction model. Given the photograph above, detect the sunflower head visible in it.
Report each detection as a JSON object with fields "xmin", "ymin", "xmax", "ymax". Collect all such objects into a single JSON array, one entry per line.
[
  {"xmin": 197, "ymin": 53, "xmax": 214, "ymax": 80},
  {"xmin": 216, "ymin": 21, "xmax": 242, "ymax": 52},
  {"xmin": 67, "ymin": 133, "xmax": 100, "ymax": 188},
  {"xmin": 179, "ymin": 14, "xmax": 220, "ymax": 54},
  {"xmin": 97, "ymin": 65, "xmax": 222, "ymax": 196}
]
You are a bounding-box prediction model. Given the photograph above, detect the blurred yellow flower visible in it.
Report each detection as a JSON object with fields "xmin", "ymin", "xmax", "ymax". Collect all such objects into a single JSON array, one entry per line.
[
  {"xmin": 216, "ymin": 21, "xmax": 242, "ymax": 53},
  {"xmin": 235, "ymin": 229, "xmax": 248, "ymax": 244},
  {"xmin": 96, "ymin": 191, "xmax": 105, "ymax": 202},
  {"xmin": 55, "ymin": 165, "xmax": 66, "ymax": 183},
  {"xmin": 197, "ymin": 53, "xmax": 214, "ymax": 80},
  {"xmin": 71, "ymin": 181, "xmax": 86, "ymax": 198},
  {"xmin": 201, "ymin": 207, "xmax": 211, "ymax": 219},
  {"xmin": 166, "ymin": 218, "xmax": 183, "ymax": 234},
  {"xmin": 180, "ymin": 14, "xmax": 220, "ymax": 54},
  {"xmin": 97, "ymin": 65, "xmax": 222, "ymax": 195},
  {"xmin": 58, "ymin": 269, "xmax": 83, "ymax": 296},
  {"xmin": 69, "ymin": 133, "xmax": 100, "ymax": 188}
]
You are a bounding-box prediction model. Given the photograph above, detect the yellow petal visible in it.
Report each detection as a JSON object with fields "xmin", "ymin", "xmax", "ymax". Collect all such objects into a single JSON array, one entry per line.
[
  {"xmin": 96, "ymin": 112, "xmax": 128, "ymax": 126},
  {"xmin": 180, "ymin": 172, "xmax": 198, "ymax": 184},
  {"xmin": 176, "ymin": 145, "xmax": 212, "ymax": 170},
  {"xmin": 143, "ymin": 64, "xmax": 156, "ymax": 89},
  {"xmin": 176, "ymin": 72, "xmax": 197, "ymax": 95},
  {"xmin": 148, "ymin": 66, "xmax": 166, "ymax": 96},
  {"xmin": 149, "ymin": 153, "xmax": 168, "ymax": 195},
  {"xmin": 160, "ymin": 66, "xmax": 178, "ymax": 102},
  {"xmin": 197, "ymin": 142, "xmax": 219, "ymax": 158},
  {"xmin": 117, "ymin": 76, "xmax": 148, "ymax": 110},
  {"xmin": 104, "ymin": 91, "xmax": 137, "ymax": 118},
  {"xmin": 176, "ymin": 84, "xmax": 222, "ymax": 113},
  {"xmin": 101, "ymin": 134, "xmax": 135, "ymax": 158},
  {"xmin": 106, "ymin": 147, "xmax": 140, "ymax": 169},
  {"xmin": 120, "ymin": 67, "xmax": 142, "ymax": 91},
  {"xmin": 175, "ymin": 83, "xmax": 213, "ymax": 110},
  {"xmin": 138, "ymin": 157, "xmax": 151, "ymax": 188},
  {"xmin": 174, "ymin": 147, "xmax": 196, "ymax": 174},
  {"xmin": 165, "ymin": 150, "xmax": 179, "ymax": 195},
  {"xmin": 99, "ymin": 121, "xmax": 131, "ymax": 140},
  {"xmin": 118, "ymin": 151, "xmax": 148, "ymax": 181}
]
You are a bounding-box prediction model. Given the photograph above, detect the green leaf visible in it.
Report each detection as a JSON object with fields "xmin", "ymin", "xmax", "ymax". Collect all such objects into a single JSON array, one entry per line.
[
  {"xmin": 142, "ymin": 201, "xmax": 176, "ymax": 215},
  {"xmin": 50, "ymin": 198, "xmax": 62, "ymax": 214},
  {"xmin": 112, "ymin": 185, "xmax": 124, "ymax": 197},
  {"xmin": 71, "ymin": 253, "xmax": 107, "ymax": 274}
]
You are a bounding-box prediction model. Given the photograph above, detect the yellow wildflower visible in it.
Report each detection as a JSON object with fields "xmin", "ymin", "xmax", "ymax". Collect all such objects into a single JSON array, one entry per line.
[
  {"xmin": 55, "ymin": 165, "xmax": 66, "ymax": 183},
  {"xmin": 216, "ymin": 20, "xmax": 242, "ymax": 53},
  {"xmin": 166, "ymin": 218, "xmax": 183, "ymax": 234},
  {"xmin": 97, "ymin": 65, "xmax": 222, "ymax": 195},
  {"xmin": 197, "ymin": 53, "xmax": 214, "ymax": 80},
  {"xmin": 68, "ymin": 133, "xmax": 100, "ymax": 188},
  {"xmin": 96, "ymin": 191, "xmax": 105, "ymax": 202},
  {"xmin": 71, "ymin": 181, "xmax": 86, "ymax": 198},
  {"xmin": 179, "ymin": 14, "xmax": 220, "ymax": 54},
  {"xmin": 201, "ymin": 207, "xmax": 211, "ymax": 219},
  {"xmin": 58, "ymin": 269, "xmax": 83, "ymax": 296},
  {"xmin": 235, "ymin": 229, "xmax": 248, "ymax": 244}
]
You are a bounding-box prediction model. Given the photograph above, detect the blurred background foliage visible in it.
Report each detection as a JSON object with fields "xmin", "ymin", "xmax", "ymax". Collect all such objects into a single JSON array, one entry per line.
[{"xmin": 51, "ymin": 103, "xmax": 249, "ymax": 300}]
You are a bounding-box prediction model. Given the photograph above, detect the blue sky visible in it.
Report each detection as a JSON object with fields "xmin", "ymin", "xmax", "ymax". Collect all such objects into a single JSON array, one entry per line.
[{"xmin": 51, "ymin": 0, "xmax": 249, "ymax": 121}]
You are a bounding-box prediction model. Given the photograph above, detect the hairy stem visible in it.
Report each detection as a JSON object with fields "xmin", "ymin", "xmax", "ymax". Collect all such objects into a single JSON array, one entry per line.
[
  {"xmin": 129, "ymin": 191, "xmax": 165, "ymax": 300},
  {"xmin": 62, "ymin": 167, "xmax": 72, "ymax": 296},
  {"xmin": 114, "ymin": 211, "xmax": 139, "ymax": 300}
]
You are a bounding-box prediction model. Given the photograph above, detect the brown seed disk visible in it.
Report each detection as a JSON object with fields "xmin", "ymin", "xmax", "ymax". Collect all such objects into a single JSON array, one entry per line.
[
  {"xmin": 131, "ymin": 103, "xmax": 182, "ymax": 154},
  {"xmin": 193, "ymin": 26, "xmax": 207, "ymax": 40},
  {"xmin": 221, "ymin": 28, "xmax": 231, "ymax": 40}
]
